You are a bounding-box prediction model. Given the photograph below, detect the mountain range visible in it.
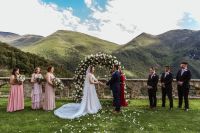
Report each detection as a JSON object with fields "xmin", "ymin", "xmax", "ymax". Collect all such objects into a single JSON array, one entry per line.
[
  {"xmin": 0, "ymin": 31, "xmax": 43, "ymax": 47},
  {"xmin": 0, "ymin": 29, "xmax": 200, "ymax": 78}
]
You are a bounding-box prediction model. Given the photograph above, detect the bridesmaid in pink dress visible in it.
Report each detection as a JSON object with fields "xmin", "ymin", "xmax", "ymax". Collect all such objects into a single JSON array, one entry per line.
[
  {"xmin": 31, "ymin": 67, "xmax": 43, "ymax": 109},
  {"xmin": 7, "ymin": 68, "xmax": 24, "ymax": 112},
  {"xmin": 43, "ymin": 66, "xmax": 56, "ymax": 111}
]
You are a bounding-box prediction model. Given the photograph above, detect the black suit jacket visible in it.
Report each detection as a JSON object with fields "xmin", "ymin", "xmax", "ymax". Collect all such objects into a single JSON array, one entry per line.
[
  {"xmin": 176, "ymin": 69, "xmax": 192, "ymax": 89},
  {"xmin": 147, "ymin": 74, "xmax": 159, "ymax": 90},
  {"xmin": 160, "ymin": 72, "xmax": 173, "ymax": 88},
  {"xmin": 106, "ymin": 70, "xmax": 120, "ymax": 91}
]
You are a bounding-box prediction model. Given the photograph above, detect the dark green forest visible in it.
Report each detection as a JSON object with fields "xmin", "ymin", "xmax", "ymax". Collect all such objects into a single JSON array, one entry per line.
[{"xmin": 0, "ymin": 42, "xmax": 71, "ymax": 77}]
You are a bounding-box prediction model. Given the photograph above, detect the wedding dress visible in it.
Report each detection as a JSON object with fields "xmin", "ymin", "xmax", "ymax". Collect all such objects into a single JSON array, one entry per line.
[{"xmin": 54, "ymin": 67, "xmax": 102, "ymax": 119}]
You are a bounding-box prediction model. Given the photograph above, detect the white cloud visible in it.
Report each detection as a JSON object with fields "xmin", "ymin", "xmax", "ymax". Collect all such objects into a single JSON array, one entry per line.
[
  {"xmin": 0, "ymin": 0, "xmax": 200, "ymax": 44},
  {"xmin": 89, "ymin": 0, "xmax": 200, "ymax": 44},
  {"xmin": 0, "ymin": 0, "xmax": 85, "ymax": 36},
  {"xmin": 84, "ymin": 0, "xmax": 93, "ymax": 8}
]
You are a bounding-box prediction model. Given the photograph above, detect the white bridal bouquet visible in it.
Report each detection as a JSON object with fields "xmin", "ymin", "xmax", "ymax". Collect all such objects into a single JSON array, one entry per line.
[
  {"xmin": 16, "ymin": 75, "xmax": 25, "ymax": 83},
  {"xmin": 52, "ymin": 78, "xmax": 64, "ymax": 91}
]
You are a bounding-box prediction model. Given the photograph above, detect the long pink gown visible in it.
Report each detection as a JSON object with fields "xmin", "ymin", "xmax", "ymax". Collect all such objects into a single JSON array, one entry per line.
[
  {"xmin": 43, "ymin": 73, "xmax": 56, "ymax": 111},
  {"xmin": 7, "ymin": 76, "xmax": 24, "ymax": 112},
  {"xmin": 31, "ymin": 73, "xmax": 43, "ymax": 109}
]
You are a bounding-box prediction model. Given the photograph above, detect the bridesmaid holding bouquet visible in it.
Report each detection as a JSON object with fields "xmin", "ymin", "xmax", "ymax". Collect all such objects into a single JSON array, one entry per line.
[
  {"xmin": 43, "ymin": 66, "xmax": 56, "ymax": 111},
  {"xmin": 31, "ymin": 67, "xmax": 43, "ymax": 109},
  {"xmin": 7, "ymin": 68, "xmax": 25, "ymax": 112}
]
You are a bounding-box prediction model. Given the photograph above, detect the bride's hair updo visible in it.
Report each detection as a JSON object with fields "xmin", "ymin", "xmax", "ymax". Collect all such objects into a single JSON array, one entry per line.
[{"xmin": 89, "ymin": 66, "xmax": 95, "ymax": 73}]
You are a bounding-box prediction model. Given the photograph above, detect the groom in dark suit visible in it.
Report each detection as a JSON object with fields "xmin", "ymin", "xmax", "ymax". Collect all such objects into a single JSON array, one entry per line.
[
  {"xmin": 176, "ymin": 62, "xmax": 191, "ymax": 111},
  {"xmin": 107, "ymin": 65, "xmax": 121, "ymax": 113}
]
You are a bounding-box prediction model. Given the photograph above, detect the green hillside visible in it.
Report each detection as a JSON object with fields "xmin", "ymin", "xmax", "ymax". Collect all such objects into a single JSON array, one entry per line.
[
  {"xmin": 0, "ymin": 31, "xmax": 20, "ymax": 42},
  {"xmin": 113, "ymin": 33, "xmax": 166, "ymax": 78},
  {"xmin": 114, "ymin": 30, "xmax": 200, "ymax": 78},
  {"xmin": 3, "ymin": 29, "xmax": 200, "ymax": 78},
  {"xmin": 0, "ymin": 42, "xmax": 70, "ymax": 77},
  {"xmin": 10, "ymin": 35, "xmax": 43, "ymax": 47},
  {"xmin": 22, "ymin": 30, "xmax": 119, "ymax": 72},
  {"xmin": 0, "ymin": 32, "xmax": 44, "ymax": 48}
]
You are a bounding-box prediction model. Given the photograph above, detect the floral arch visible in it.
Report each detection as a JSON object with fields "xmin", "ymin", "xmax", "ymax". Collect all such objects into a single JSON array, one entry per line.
[{"xmin": 73, "ymin": 52, "xmax": 123, "ymax": 102}]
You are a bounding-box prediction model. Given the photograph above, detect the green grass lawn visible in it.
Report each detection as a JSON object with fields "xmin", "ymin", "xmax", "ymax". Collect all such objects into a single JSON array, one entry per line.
[{"xmin": 0, "ymin": 98, "xmax": 200, "ymax": 133}]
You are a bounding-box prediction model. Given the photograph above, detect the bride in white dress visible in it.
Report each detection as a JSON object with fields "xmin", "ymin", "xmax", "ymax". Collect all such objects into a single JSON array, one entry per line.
[{"xmin": 54, "ymin": 66, "xmax": 102, "ymax": 119}]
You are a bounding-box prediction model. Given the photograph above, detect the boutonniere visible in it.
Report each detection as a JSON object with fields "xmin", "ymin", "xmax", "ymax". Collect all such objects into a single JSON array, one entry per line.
[{"xmin": 151, "ymin": 74, "xmax": 155, "ymax": 78}]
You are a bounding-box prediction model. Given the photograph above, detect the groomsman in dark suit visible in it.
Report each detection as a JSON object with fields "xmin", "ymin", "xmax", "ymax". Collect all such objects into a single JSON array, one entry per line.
[
  {"xmin": 161, "ymin": 66, "xmax": 173, "ymax": 109},
  {"xmin": 176, "ymin": 62, "xmax": 192, "ymax": 111},
  {"xmin": 147, "ymin": 67, "xmax": 159, "ymax": 108}
]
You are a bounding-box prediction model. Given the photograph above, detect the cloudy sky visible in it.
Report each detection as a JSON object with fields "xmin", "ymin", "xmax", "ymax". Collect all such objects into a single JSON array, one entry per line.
[{"xmin": 0, "ymin": 0, "xmax": 200, "ymax": 44}]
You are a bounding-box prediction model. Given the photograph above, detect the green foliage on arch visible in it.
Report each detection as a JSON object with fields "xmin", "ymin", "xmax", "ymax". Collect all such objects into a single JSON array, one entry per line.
[{"xmin": 73, "ymin": 53, "xmax": 121, "ymax": 102}]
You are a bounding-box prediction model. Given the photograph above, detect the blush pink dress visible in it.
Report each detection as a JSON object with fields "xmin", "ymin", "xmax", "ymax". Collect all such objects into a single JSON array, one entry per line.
[
  {"xmin": 7, "ymin": 76, "xmax": 24, "ymax": 112},
  {"xmin": 31, "ymin": 73, "xmax": 43, "ymax": 109},
  {"xmin": 43, "ymin": 73, "xmax": 56, "ymax": 111}
]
